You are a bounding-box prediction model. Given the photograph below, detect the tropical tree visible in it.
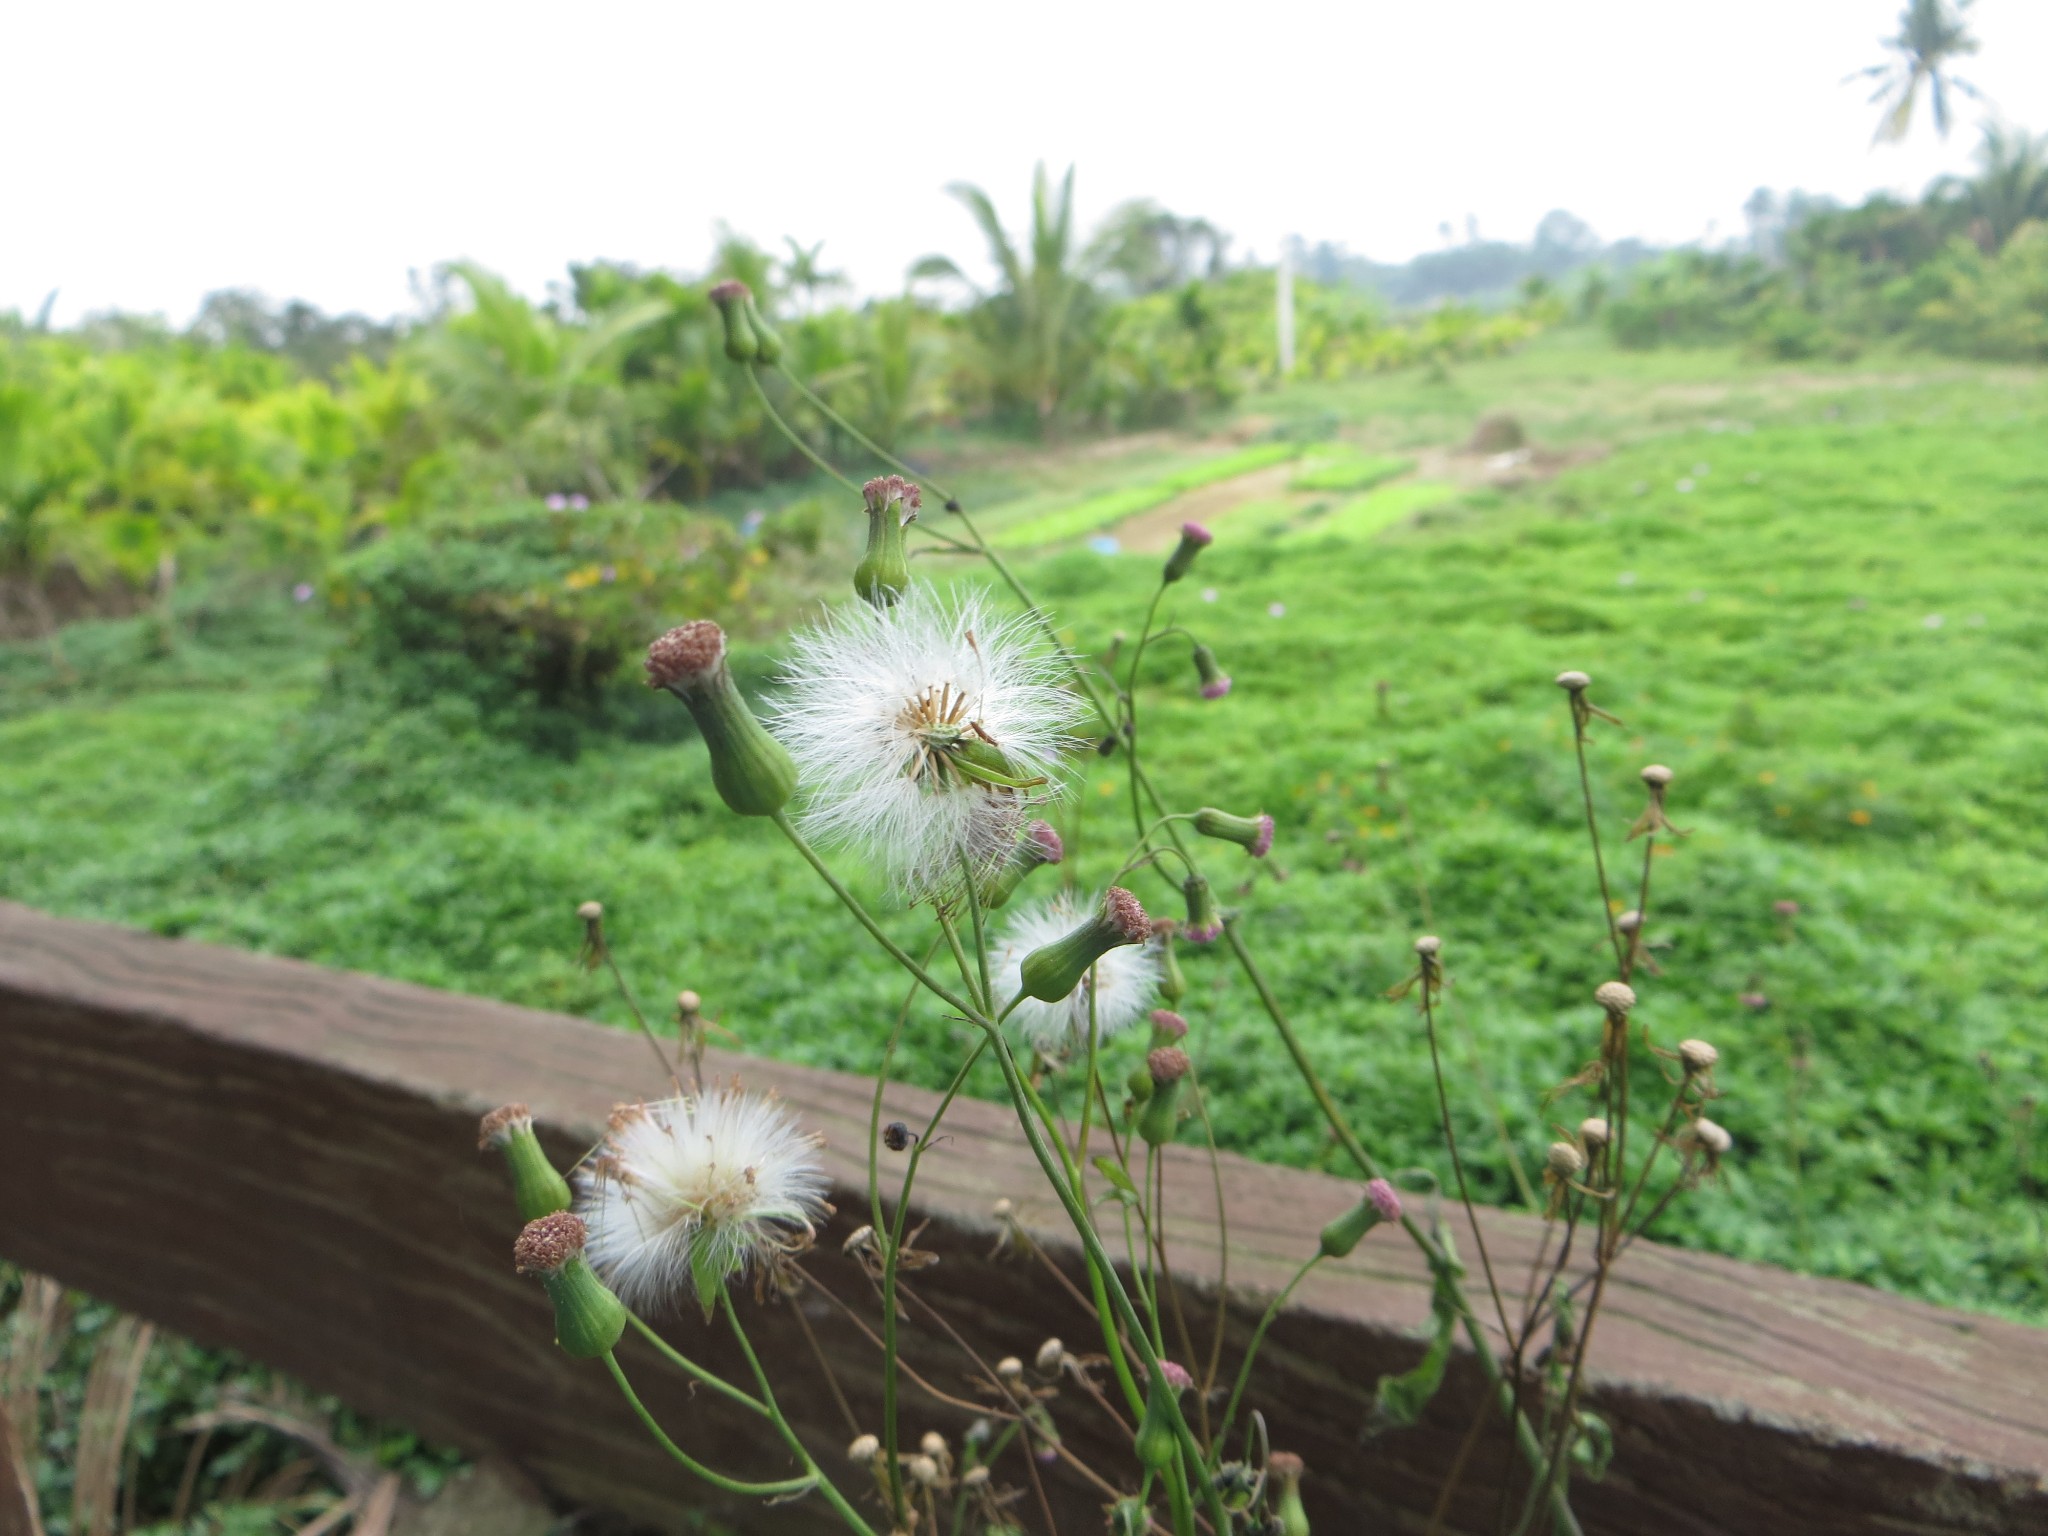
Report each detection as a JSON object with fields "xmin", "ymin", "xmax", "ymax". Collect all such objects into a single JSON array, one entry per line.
[
  {"xmin": 1085, "ymin": 200, "xmax": 1230, "ymax": 296},
  {"xmin": 779, "ymin": 239, "xmax": 848, "ymax": 316},
  {"xmin": 911, "ymin": 163, "xmax": 1095, "ymax": 425},
  {"xmin": 1853, "ymin": 0, "xmax": 1982, "ymax": 144},
  {"xmin": 1936, "ymin": 122, "xmax": 2048, "ymax": 250}
]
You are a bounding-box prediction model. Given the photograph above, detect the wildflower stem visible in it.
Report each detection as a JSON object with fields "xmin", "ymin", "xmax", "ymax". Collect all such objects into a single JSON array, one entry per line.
[
  {"xmin": 1567, "ymin": 702, "xmax": 1627, "ymax": 972},
  {"xmin": 621, "ymin": 1312, "xmax": 767, "ymax": 1418},
  {"xmin": 772, "ymin": 811, "xmax": 981, "ymax": 1021},
  {"xmin": 1210, "ymin": 1255, "xmax": 1320, "ymax": 1465},
  {"xmin": 743, "ymin": 369, "xmax": 863, "ymax": 495},
  {"xmin": 600, "ymin": 1351, "xmax": 827, "ymax": 1503},
  {"xmin": 771, "ymin": 360, "xmax": 959, "ymax": 505},
  {"xmin": 979, "ymin": 1023, "xmax": 1231, "ymax": 1535},
  {"xmin": 598, "ymin": 948, "xmax": 681, "ymax": 1089},
  {"xmin": 1422, "ymin": 971, "xmax": 1516, "ymax": 1355},
  {"xmin": 959, "ymin": 852, "xmax": 994, "ymax": 1013},
  {"xmin": 714, "ymin": 1290, "xmax": 881, "ymax": 1536}
]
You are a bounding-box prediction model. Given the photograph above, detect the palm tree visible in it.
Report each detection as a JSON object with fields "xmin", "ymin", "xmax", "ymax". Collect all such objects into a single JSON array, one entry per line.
[
  {"xmin": 779, "ymin": 239, "xmax": 847, "ymax": 317},
  {"xmin": 1853, "ymin": 0, "xmax": 1983, "ymax": 145},
  {"xmin": 911, "ymin": 163, "xmax": 1092, "ymax": 424},
  {"xmin": 1937, "ymin": 122, "xmax": 2048, "ymax": 250}
]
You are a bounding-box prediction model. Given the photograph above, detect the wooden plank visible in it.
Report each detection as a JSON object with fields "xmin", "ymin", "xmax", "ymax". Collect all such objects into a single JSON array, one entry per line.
[{"xmin": 0, "ymin": 900, "xmax": 2043, "ymax": 1534}]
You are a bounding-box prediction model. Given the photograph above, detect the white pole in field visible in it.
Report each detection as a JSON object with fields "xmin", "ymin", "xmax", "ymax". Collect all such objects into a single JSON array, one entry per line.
[{"xmin": 1276, "ymin": 238, "xmax": 1296, "ymax": 378}]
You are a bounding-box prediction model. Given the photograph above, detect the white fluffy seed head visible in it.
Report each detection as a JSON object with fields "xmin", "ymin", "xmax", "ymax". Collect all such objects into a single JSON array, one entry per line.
[
  {"xmin": 768, "ymin": 584, "xmax": 1082, "ymax": 905},
  {"xmin": 994, "ymin": 892, "xmax": 1163, "ymax": 1056},
  {"xmin": 574, "ymin": 1088, "xmax": 829, "ymax": 1310}
]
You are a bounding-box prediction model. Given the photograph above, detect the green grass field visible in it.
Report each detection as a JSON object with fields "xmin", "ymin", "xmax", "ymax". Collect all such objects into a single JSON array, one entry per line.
[{"xmin": 7, "ymin": 331, "xmax": 2047, "ymax": 1325}]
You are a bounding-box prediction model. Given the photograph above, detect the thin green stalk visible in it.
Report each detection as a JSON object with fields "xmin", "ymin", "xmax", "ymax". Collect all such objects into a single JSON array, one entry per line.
[
  {"xmin": 622, "ymin": 1312, "xmax": 766, "ymax": 1418},
  {"xmin": 1211, "ymin": 1255, "xmax": 1320, "ymax": 1466},
  {"xmin": 601, "ymin": 1351, "xmax": 821, "ymax": 1501},
  {"xmin": 743, "ymin": 369, "xmax": 862, "ymax": 494},
  {"xmin": 715, "ymin": 1290, "xmax": 881, "ymax": 1536}
]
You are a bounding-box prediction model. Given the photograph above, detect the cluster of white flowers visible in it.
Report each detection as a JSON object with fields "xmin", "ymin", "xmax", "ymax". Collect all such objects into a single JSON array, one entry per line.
[
  {"xmin": 768, "ymin": 583, "xmax": 1080, "ymax": 904},
  {"xmin": 993, "ymin": 892, "xmax": 1163, "ymax": 1056},
  {"xmin": 576, "ymin": 1087, "xmax": 829, "ymax": 1310}
]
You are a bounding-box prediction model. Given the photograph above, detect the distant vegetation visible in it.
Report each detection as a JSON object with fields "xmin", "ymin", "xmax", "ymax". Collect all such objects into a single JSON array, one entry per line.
[{"xmin": 0, "ymin": 172, "xmax": 1549, "ymax": 637}]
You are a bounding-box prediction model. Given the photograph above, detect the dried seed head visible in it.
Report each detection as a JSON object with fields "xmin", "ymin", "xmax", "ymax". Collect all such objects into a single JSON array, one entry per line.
[
  {"xmin": 991, "ymin": 1198, "xmax": 1014, "ymax": 1220},
  {"xmin": 577, "ymin": 900, "xmax": 604, "ymax": 922},
  {"xmin": 1147, "ymin": 1046, "xmax": 1191, "ymax": 1085},
  {"xmin": 1579, "ymin": 1116, "xmax": 1611, "ymax": 1147},
  {"xmin": 919, "ymin": 1431, "xmax": 948, "ymax": 1459},
  {"xmin": 1546, "ymin": 1141, "xmax": 1587, "ymax": 1178},
  {"xmin": 645, "ymin": 620, "xmax": 726, "ymax": 691},
  {"xmin": 997, "ymin": 1356, "xmax": 1024, "ymax": 1381},
  {"xmin": 676, "ymin": 989, "xmax": 702, "ymax": 1014},
  {"xmin": 1104, "ymin": 886, "xmax": 1150, "ymax": 944},
  {"xmin": 847, "ymin": 1433, "xmax": 881, "ymax": 1463},
  {"xmin": 513, "ymin": 1211, "xmax": 587, "ymax": 1275},
  {"xmin": 909, "ymin": 1454, "xmax": 941, "ymax": 1487},
  {"xmin": 478, "ymin": 1102, "xmax": 533, "ymax": 1150},
  {"xmin": 1026, "ymin": 820, "xmax": 1065, "ymax": 866},
  {"xmin": 1267, "ymin": 1450, "xmax": 1305, "ymax": 1481},
  {"xmin": 1641, "ymin": 763, "xmax": 1675, "ymax": 788},
  {"xmin": 1615, "ymin": 909, "xmax": 1644, "ymax": 934},
  {"xmin": 1594, "ymin": 980, "xmax": 1637, "ymax": 1018},
  {"xmin": 1690, "ymin": 1118, "xmax": 1733, "ymax": 1156},
  {"xmin": 1678, "ymin": 1038, "xmax": 1720, "ymax": 1074},
  {"xmin": 1035, "ymin": 1337, "xmax": 1066, "ymax": 1373},
  {"xmin": 881, "ymin": 1121, "xmax": 913, "ymax": 1152},
  {"xmin": 962, "ymin": 1466, "xmax": 991, "ymax": 1489},
  {"xmin": 1555, "ymin": 669, "xmax": 1591, "ymax": 692},
  {"xmin": 1414, "ymin": 934, "xmax": 1442, "ymax": 957}
]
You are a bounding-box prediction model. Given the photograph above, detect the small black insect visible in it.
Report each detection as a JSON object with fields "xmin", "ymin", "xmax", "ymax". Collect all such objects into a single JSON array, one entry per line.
[
  {"xmin": 882, "ymin": 1121, "xmax": 913, "ymax": 1152},
  {"xmin": 943, "ymin": 498, "xmax": 962, "ymax": 514}
]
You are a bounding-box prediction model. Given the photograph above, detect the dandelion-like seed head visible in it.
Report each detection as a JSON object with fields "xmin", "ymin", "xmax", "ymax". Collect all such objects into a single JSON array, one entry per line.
[
  {"xmin": 575, "ymin": 1087, "xmax": 829, "ymax": 1310},
  {"xmin": 769, "ymin": 585, "xmax": 1080, "ymax": 904},
  {"xmin": 994, "ymin": 892, "xmax": 1163, "ymax": 1056}
]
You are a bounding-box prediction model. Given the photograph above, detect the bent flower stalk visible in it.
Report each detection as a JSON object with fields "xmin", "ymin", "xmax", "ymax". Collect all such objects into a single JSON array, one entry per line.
[{"xmin": 993, "ymin": 891, "xmax": 1162, "ymax": 1056}]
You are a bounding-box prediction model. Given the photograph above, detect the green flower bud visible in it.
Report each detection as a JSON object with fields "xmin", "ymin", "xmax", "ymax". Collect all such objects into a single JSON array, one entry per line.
[
  {"xmin": 479, "ymin": 1104, "xmax": 571, "ymax": 1221},
  {"xmin": 984, "ymin": 820, "xmax": 1064, "ymax": 910},
  {"xmin": 1136, "ymin": 1047, "xmax": 1189, "ymax": 1148},
  {"xmin": 1162, "ymin": 521, "xmax": 1213, "ymax": 583},
  {"xmin": 1018, "ymin": 887, "xmax": 1151, "ymax": 1002},
  {"xmin": 1318, "ymin": 1178, "xmax": 1404, "ymax": 1258},
  {"xmin": 1191, "ymin": 642, "xmax": 1232, "ymax": 700},
  {"xmin": 854, "ymin": 475, "xmax": 919, "ymax": 607},
  {"xmin": 514, "ymin": 1213, "xmax": 626, "ymax": 1359},
  {"xmin": 1153, "ymin": 919, "xmax": 1187, "ymax": 1001},
  {"xmin": 741, "ymin": 291, "xmax": 782, "ymax": 365},
  {"xmin": 646, "ymin": 621, "xmax": 797, "ymax": 817},
  {"xmin": 1193, "ymin": 806, "xmax": 1275, "ymax": 859},
  {"xmin": 1124, "ymin": 1062, "xmax": 1155, "ymax": 1105},
  {"xmin": 1110, "ymin": 1499, "xmax": 1149, "ymax": 1536},
  {"xmin": 1268, "ymin": 1452, "xmax": 1309, "ymax": 1536},
  {"xmin": 1134, "ymin": 1360, "xmax": 1193, "ymax": 1470},
  {"xmin": 1181, "ymin": 873, "xmax": 1223, "ymax": 943},
  {"xmin": 707, "ymin": 280, "xmax": 759, "ymax": 363}
]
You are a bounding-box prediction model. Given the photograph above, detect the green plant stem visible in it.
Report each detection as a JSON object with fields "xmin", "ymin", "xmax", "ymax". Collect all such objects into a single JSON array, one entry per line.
[
  {"xmin": 1211, "ymin": 1255, "xmax": 1320, "ymax": 1465},
  {"xmin": 716, "ymin": 1290, "xmax": 881, "ymax": 1536},
  {"xmin": 621, "ymin": 1312, "xmax": 766, "ymax": 1418},
  {"xmin": 601, "ymin": 1351, "xmax": 823, "ymax": 1501},
  {"xmin": 772, "ymin": 811, "xmax": 979, "ymax": 1019},
  {"xmin": 743, "ymin": 368, "xmax": 863, "ymax": 494}
]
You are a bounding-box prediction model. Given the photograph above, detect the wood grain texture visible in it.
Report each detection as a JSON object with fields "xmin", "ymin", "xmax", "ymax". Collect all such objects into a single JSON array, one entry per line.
[{"xmin": 1, "ymin": 901, "xmax": 2044, "ymax": 1534}]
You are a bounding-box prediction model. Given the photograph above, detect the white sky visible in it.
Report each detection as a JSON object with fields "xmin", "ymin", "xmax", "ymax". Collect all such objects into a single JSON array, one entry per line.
[{"xmin": 7, "ymin": 0, "xmax": 2045, "ymax": 326}]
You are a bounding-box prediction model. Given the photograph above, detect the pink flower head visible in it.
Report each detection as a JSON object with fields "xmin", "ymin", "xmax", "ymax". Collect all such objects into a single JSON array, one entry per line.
[
  {"xmin": 1249, "ymin": 813, "xmax": 1275, "ymax": 859},
  {"xmin": 545, "ymin": 493, "xmax": 568, "ymax": 511},
  {"xmin": 862, "ymin": 474, "xmax": 922, "ymax": 521},
  {"xmin": 1148, "ymin": 1009, "xmax": 1188, "ymax": 1041},
  {"xmin": 1201, "ymin": 676, "xmax": 1233, "ymax": 701},
  {"xmin": 1366, "ymin": 1178, "xmax": 1403, "ymax": 1224},
  {"xmin": 645, "ymin": 620, "xmax": 726, "ymax": 692},
  {"xmin": 1103, "ymin": 886, "xmax": 1150, "ymax": 945},
  {"xmin": 1181, "ymin": 521, "xmax": 1212, "ymax": 548},
  {"xmin": 1154, "ymin": 1360, "xmax": 1195, "ymax": 1393},
  {"xmin": 1026, "ymin": 820, "xmax": 1065, "ymax": 866},
  {"xmin": 1773, "ymin": 899, "xmax": 1801, "ymax": 917},
  {"xmin": 708, "ymin": 279, "xmax": 750, "ymax": 306}
]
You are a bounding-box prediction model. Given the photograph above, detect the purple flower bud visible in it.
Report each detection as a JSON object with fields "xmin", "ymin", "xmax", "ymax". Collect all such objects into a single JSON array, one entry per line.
[{"xmin": 1366, "ymin": 1177, "xmax": 1403, "ymax": 1224}]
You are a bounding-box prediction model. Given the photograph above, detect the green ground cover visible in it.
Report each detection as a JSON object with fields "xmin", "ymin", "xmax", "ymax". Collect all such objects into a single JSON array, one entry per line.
[
  {"xmin": 989, "ymin": 442, "xmax": 1300, "ymax": 547},
  {"xmin": 6, "ymin": 335, "xmax": 2047, "ymax": 1328}
]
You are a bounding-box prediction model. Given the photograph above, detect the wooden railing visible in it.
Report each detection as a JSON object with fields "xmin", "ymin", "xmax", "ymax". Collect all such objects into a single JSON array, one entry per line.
[{"xmin": 1, "ymin": 901, "xmax": 2044, "ymax": 1534}]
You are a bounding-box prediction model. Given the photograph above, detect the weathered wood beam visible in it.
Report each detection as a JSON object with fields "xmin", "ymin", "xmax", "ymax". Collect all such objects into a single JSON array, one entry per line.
[{"xmin": 1, "ymin": 902, "xmax": 2043, "ymax": 1533}]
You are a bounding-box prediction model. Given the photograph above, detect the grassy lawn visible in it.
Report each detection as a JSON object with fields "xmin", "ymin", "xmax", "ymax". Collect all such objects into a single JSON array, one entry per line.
[{"xmin": 6, "ymin": 331, "xmax": 2047, "ymax": 1325}]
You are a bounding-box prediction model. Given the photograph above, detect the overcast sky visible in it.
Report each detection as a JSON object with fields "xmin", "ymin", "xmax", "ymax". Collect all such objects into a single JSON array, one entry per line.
[{"xmin": 8, "ymin": 1, "xmax": 2046, "ymax": 326}]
